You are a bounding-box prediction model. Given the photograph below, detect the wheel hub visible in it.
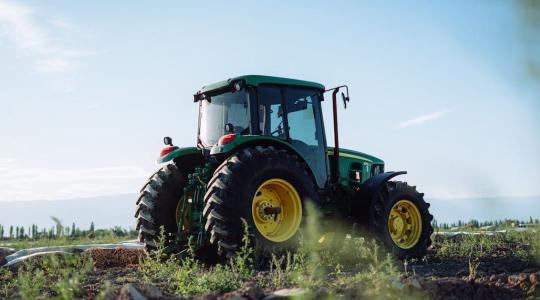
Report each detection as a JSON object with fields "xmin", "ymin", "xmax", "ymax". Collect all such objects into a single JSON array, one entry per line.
[
  {"xmin": 257, "ymin": 201, "xmax": 280, "ymax": 221},
  {"xmin": 388, "ymin": 200, "xmax": 422, "ymax": 249},
  {"xmin": 251, "ymin": 178, "xmax": 302, "ymax": 242}
]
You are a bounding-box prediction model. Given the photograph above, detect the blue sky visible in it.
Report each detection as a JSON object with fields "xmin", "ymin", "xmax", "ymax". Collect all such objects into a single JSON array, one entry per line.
[{"xmin": 0, "ymin": 1, "xmax": 538, "ymax": 204}]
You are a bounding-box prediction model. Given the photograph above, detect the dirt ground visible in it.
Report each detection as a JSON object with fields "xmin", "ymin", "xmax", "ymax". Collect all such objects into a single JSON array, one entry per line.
[
  {"xmin": 75, "ymin": 243, "xmax": 539, "ymax": 300},
  {"xmin": 2, "ymin": 234, "xmax": 539, "ymax": 300},
  {"xmin": 407, "ymin": 236, "xmax": 539, "ymax": 300}
]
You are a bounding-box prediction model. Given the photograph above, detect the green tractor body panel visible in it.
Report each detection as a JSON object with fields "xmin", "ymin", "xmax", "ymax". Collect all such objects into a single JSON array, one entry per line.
[
  {"xmin": 327, "ymin": 147, "xmax": 385, "ymax": 191},
  {"xmin": 198, "ymin": 75, "xmax": 325, "ymax": 95},
  {"xmin": 157, "ymin": 146, "xmax": 200, "ymax": 164},
  {"xmin": 210, "ymin": 135, "xmax": 303, "ymax": 156},
  {"xmin": 208, "ymin": 134, "xmax": 385, "ymax": 192}
]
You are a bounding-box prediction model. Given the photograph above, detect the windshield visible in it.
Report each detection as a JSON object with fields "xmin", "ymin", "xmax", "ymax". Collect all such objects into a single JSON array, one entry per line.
[{"xmin": 199, "ymin": 90, "xmax": 250, "ymax": 146}]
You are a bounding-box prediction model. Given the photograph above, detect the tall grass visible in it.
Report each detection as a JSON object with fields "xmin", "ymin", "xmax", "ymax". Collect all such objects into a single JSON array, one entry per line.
[
  {"xmin": 0, "ymin": 253, "xmax": 94, "ymax": 299},
  {"xmin": 139, "ymin": 221, "xmax": 254, "ymax": 295}
]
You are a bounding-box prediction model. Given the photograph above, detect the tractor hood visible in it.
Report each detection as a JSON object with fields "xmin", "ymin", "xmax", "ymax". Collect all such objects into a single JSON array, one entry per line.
[{"xmin": 326, "ymin": 147, "xmax": 384, "ymax": 165}]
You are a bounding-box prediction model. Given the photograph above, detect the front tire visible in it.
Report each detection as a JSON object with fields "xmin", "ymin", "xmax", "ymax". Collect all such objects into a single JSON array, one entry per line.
[
  {"xmin": 135, "ymin": 163, "xmax": 185, "ymax": 253},
  {"xmin": 203, "ymin": 146, "xmax": 317, "ymax": 256},
  {"xmin": 369, "ymin": 181, "xmax": 433, "ymax": 259}
]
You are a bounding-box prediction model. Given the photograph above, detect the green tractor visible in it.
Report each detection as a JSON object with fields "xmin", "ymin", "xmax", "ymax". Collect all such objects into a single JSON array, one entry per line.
[{"xmin": 135, "ymin": 75, "xmax": 433, "ymax": 259}]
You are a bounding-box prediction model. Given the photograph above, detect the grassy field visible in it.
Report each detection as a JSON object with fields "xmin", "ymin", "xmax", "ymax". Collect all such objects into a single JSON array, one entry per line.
[{"xmin": 0, "ymin": 222, "xmax": 539, "ymax": 299}]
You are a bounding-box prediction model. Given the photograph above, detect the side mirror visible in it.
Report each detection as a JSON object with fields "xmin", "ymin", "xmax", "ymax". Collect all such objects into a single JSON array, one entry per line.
[
  {"xmin": 164, "ymin": 136, "xmax": 173, "ymax": 146},
  {"xmin": 341, "ymin": 92, "xmax": 350, "ymax": 109},
  {"xmin": 224, "ymin": 123, "xmax": 235, "ymax": 133}
]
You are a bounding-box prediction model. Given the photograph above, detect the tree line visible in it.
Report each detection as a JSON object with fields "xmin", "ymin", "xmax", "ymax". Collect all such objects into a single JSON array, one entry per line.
[
  {"xmin": 0, "ymin": 218, "xmax": 136, "ymax": 240},
  {"xmin": 432, "ymin": 217, "xmax": 540, "ymax": 230},
  {"xmin": 2, "ymin": 217, "xmax": 537, "ymax": 239}
]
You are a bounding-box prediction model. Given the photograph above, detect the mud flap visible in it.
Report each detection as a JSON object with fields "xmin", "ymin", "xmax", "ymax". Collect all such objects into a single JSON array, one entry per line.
[{"xmin": 352, "ymin": 171, "xmax": 407, "ymax": 222}]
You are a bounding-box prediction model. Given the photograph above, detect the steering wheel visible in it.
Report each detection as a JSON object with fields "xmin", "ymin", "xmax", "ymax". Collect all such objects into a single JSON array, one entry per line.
[{"xmin": 225, "ymin": 123, "xmax": 250, "ymax": 135}]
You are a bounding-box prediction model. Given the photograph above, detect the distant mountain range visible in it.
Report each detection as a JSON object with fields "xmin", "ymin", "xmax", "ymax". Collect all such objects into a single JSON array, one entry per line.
[
  {"xmin": 428, "ymin": 195, "xmax": 540, "ymax": 224},
  {"xmin": 0, "ymin": 194, "xmax": 538, "ymax": 231}
]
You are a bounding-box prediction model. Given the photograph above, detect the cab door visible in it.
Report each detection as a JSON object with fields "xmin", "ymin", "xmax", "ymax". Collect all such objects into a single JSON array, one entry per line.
[{"xmin": 283, "ymin": 87, "xmax": 328, "ymax": 188}]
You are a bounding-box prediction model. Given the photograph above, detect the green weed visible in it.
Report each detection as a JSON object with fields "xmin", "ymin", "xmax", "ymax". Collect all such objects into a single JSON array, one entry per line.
[
  {"xmin": 436, "ymin": 230, "xmax": 538, "ymax": 263},
  {"xmin": 11, "ymin": 253, "xmax": 94, "ymax": 299},
  {"xmin": 468, "ymin": 243, "xmax": 482, "ymax": 279},
  {"xmin": 15, "ymin": 267, "xmax": 47, "ymax": 299},
  {"xmin": 139, "ymin": 223, "xmax": 254, "ymax": 296},
  {"xmin": 0, "ymin": 269, "xmax": 15, "ymax": 298}
]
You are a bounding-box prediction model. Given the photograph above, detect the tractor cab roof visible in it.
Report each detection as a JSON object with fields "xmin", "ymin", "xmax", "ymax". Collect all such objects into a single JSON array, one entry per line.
[{"xmin": 196, "ymin": 75, "xmax": 325, "ymax": 97}]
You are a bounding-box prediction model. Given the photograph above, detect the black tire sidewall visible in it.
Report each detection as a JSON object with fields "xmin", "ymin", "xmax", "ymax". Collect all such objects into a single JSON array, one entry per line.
[
  {"xmin": 154, "ymin": 175, "xmax": 183, "ymax": 238},
  {"xmin": 137, "ymin": 164, "xmax": 184, "ymax": 249}
]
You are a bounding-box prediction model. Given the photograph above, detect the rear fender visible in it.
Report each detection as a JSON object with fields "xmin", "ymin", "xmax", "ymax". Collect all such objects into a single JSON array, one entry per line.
[
  {"xmin": 156, "ymin": 146, "xmax": 206, "ymax": 180},
  {"xmin": 210, "ymin": 135, "xmax": 295, "ymax": 156},
  {"xmin": 157, "ymin": 146, "xmax": 201, "ymax": 164},
  {"xmin": 210, "ymin": 135, "xmax": 323, "ymax": 188}
]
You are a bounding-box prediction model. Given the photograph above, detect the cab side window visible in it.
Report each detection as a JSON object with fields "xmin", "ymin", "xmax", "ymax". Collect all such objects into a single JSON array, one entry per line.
[
  {"xmin": 258, "ymin": 87, "xmax": 286, "ymax": 139},
  {"xmin": 285, "ymin": 89, "xmax": 319, "ymax": 146}
]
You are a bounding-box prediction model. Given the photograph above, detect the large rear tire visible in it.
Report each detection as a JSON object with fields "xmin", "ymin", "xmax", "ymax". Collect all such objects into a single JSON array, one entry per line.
[
  {"xmin": 203, "ymin": 146, "xmax": 317, "ymax": 256},
  {"xmin": 135, "ymin": 163, "xmax": 185, "ymax": 254},
  {"xmin": 369, "ymin": 181, "xmax": 433, "ymax": 259}
]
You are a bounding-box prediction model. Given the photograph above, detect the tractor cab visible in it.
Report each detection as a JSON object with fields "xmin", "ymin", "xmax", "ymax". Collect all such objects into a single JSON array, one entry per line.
[{"xmin": 194, "ymin": 75, "xmax": 328, "ymax": 187}]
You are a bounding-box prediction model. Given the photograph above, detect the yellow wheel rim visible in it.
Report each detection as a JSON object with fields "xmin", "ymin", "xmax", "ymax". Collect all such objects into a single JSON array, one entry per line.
[
  {"xmin": 388, "ymin": 200, "xmax": 422, "ymax": 249},
  {"xmin": 251, "ymin": 178, "xmax": 302, "ymax": 242}
]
